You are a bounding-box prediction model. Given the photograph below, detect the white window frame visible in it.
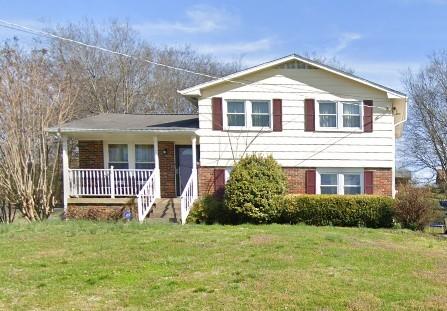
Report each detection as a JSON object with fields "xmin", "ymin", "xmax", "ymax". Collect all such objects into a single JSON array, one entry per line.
[
  {"xmin": 106, "ymin": 144, "xmax": 129, "ymax": 169},
  {"xmin": 135, "ymin": 144, "xmax": 155, "ymax": 169},
  {"xmin": 316, "ymin": 168, "xmax": 364, "ymax": 195},
  {"xmin": 223, "ymin": 99, "xmax": 272, "ymax": 131},
  {"xmin": 316, "ymin": 101, "xmax": 363, "ymax": 132},
  {"xmin": 104, "ymin": 143, "xmax": 154, "ymax": 170}
]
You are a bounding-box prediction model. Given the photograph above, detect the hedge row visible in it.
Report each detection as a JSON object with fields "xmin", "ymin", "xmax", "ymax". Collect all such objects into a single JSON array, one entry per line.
[
  {"xmin": 188, "ymin": 194, "xmax": 395, "ymax": 228},
  {"xmin": 278, "ymin": 195, "xmax": 395, "ymax": 228}
]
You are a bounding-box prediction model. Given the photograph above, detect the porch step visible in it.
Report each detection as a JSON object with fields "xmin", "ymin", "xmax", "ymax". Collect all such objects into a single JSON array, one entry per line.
[{"xmin": 147, "ymin": 198, "xmax": 181, "ymax": 223}]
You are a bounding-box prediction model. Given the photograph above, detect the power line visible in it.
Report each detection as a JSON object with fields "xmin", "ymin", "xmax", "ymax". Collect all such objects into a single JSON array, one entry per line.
[{"xmin": 0, "ymin": 19, "xmax": 395, "ymax": 112}]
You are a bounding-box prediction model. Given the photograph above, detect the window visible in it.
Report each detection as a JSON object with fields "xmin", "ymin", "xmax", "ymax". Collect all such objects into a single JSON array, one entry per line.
[
  {"xmin": 227, "ymin": 101, "xmax": 245, "ymax": 127},
  {"xmin": 225, "ymin": 100, "xmax": 272, "ymax": 130},
  {"xmin": 320, "ymin": 173, "xmax": 338, "ymax": 194},
  {"xmin": 342, "ymin": 103, "xmax": 361, "ymax": 128},
  {"xmin": 108, "ymin": 144, "xmax": 128, "ymax": 169},
  {"xmin": 319, "ymin": 102, "xmax": 337, "ymax": 128},
  {"xmin": 317, "ymin": 101, "xmax": 362, "ymax": 130},
  {"xmin": 251, "ymin": 101, "xmax": 270, "ymax": 127},
  {"xmin": 344, "ymin": 174, "xmax": 361, "ymax": 194},
  {"xmin": 318, "ymin": 170, "xmax": 363, "ymax": 195},
  {"xmin": 135, "ymin": 144, "xmax": 155, "ymax": 169}
]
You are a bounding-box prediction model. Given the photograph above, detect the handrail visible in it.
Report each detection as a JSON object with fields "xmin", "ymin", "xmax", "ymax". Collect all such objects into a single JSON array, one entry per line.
[
  {"xmin": 137, "ymin": 170, "xmax": 158, "ymax": 222},
  {"xmin": 68, "ymin": 168, "xmax": 153, "ymax": 197},
  {"xmin": 180, "ymin": 169, "xmax": 198, "ymax": 224}
]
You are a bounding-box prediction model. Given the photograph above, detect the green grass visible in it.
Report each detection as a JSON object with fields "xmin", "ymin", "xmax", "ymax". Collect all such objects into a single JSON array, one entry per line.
[{"xmin": 0, "ymin": 222, "xmax": 446, "ymax": 310}]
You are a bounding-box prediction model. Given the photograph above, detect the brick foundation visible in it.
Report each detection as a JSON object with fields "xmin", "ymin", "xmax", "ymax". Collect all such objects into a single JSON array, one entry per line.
[
  {"xmin": 78, "ymin": 141, "xmax": 104, "ymax": 169},
  {"xmin": 198, "ymin": 166, "xmax": 393, "ymax": 197},
  {"xmin": 159, "ymin": 141, "xmax": 176, "ymax": 198},
  {"xmin": 365, "ymin": 168, "xmax": 392, "ymax": 196}
]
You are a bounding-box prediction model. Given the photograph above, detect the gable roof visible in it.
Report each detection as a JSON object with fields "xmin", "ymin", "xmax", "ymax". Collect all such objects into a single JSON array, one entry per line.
[
  {"xmin": 47, "ymin": 113, "xmax": 199, "ymax": 133},
  {"xmin": 178, "ymin": 54, "xmax": 407, "ymax": 99}
]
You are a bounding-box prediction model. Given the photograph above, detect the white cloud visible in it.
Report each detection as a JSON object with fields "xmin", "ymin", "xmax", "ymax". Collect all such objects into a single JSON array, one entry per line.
[
  {"xmin": 134, "ymin": 5, "xmax": 231, "ymax": 35},
  {"xmin": 324, "ymin": 32, "xmax": 363, "ymax": 57}
]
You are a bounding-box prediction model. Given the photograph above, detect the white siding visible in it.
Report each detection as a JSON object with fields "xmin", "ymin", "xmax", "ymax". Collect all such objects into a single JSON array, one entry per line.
[{"xmin": 198, "ymin": 66, "xmax": 395, "ymax": 168}]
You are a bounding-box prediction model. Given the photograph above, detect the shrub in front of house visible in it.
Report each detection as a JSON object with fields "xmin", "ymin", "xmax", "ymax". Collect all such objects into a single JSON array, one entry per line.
[
  {"xmin": 277, "ymin": 195, "xmax": 395, "ymax": 228},
  {"xmin": 224, "ymin": 154, "xmax": 288, "ymax": 224},
  {"xmin": 394, "ymin": 184, "xmax": 442, "ymax": 231},
  {"xmin": 187, "ymin": 195, "xmax": 237, "ymax": 224}
]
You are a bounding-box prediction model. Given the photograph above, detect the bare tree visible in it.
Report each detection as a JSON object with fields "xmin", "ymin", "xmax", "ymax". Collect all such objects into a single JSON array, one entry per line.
[
  {"xmin": 49, "ymin": 20, "xmax": 240, "ymax": 115},
  {"xmin": 402, "ymin": 51, "xmax": 447, "ymax": 186},
  {"xmin": 0, "ymin": 44, "xmax": 78, "ymax": 221},
  {"xmin": 302, "ymin": 52, "xmax": 355, "ymax": 74}
]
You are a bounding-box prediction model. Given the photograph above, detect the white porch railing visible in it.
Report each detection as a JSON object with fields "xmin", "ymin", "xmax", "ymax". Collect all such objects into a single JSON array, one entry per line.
[
  {"xmin": 68, "ymin": 168, "xmax": 153, "ymax": 197},
  {"xmin": 180, "ymin": 170, "xmax": 198, "ymax": 224},
  {"xmin": 137, "ymin": 170, "xmax": 158, "ymax": 222}
]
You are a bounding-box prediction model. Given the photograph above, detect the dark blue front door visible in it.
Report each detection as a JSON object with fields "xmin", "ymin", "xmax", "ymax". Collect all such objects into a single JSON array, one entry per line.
[{"xmin": 176, "ymin": 146, "xmax": 193, "ymax": 196}]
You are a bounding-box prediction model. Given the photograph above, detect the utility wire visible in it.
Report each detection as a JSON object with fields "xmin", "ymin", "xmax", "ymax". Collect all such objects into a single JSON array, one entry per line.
[{"xmin": 0, "ymin": 19, "xmax": 396, "ymax": 112}]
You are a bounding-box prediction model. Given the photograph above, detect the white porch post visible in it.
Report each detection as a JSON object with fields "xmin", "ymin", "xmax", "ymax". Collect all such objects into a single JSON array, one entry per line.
[
  {"xmin": 192, "ymin": 136, "xmax": 198, "ymax": 197},
  {"xmin": 62, "ymin": 136, "xmax": 69, "ymax": 213},
  {"xmin": 153, "ymin": 136, "xmax": 161, "ymax": 198}
]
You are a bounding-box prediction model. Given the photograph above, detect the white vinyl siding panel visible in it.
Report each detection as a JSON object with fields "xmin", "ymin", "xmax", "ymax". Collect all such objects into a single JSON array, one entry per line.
[{"xmin": 198, "ymin": 66, "xmax": 395, "ymax": 168}]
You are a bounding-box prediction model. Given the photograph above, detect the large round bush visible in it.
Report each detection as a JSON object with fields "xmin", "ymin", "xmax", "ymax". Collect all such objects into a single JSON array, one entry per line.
[{"xmin": 224, "ymin": 154, "xmax": 287, "ymax": 223}]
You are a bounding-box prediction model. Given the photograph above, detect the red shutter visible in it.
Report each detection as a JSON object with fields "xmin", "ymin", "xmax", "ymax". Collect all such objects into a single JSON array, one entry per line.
[
  {"xmin": 304, "ymin": 99, "xmax": 315, "ymax": 132},
  {"xmin": 363, "ymin": 100, "xmax": 373, "ymax": 133},
  {"xmin": 273, "ymin": 99, "xmax": 283, "ymax": 131},
  {"xmin": 305, "ymin": 170, "xmax": 316, "ymax": 194},
  {"xmin": 214, "ymin": 168, "xmax": 225, "ymax": 198},
  {"xmin": 212, "ymin": 97, "xmax": 223, "ymax": 131},
  {"xmin": 364, "ymin": 171, "xmax": 374, "ymax": 194}
]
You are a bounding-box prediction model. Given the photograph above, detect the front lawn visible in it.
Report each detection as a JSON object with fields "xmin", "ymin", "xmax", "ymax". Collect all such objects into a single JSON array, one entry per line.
[{"xmin": 0, "ymin": 222, "xmax": 446, "ymax": 310}]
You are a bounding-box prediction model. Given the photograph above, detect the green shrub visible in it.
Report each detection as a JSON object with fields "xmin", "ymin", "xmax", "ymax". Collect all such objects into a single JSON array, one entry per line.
[
  {"xmin": 278, "ymin": 195, "xmax": 395, "ymax": 228},
  {"xmin": 224, "ymin": 154, "xmax": 287, "ymax": 223},
  {"xmin": 187, "ymin": 196, "xmax": 236, "ymax": 224},
  {"xmin": 395, "ymin": 184, "xmax": 442, "ymax": 231}
]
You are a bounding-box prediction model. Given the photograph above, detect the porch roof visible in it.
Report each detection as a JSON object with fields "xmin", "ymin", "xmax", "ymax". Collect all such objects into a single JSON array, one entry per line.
[{"xmin": 48, "ymin": 113, "xmax": 199, "ymax": 134}]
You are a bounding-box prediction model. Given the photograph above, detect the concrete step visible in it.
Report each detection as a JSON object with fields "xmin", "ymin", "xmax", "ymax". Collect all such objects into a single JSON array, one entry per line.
[{"xmin": 147, "ymin": 198, "xmax": 181, "ymax": 223}]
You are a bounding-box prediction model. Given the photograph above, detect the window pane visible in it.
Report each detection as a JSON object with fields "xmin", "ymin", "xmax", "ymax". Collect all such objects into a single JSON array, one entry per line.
[
  {"xmin": 343, "ymin": 115, "xmax": 361, "ymax": 128},
  {"xmin": 252, "ymin": 101, "xmax": 269, "ymax": 113},
  {"xmin": 319, "ymin": 102, "xmax": 336, "ymax": 114},
  {"xmin": 321, "ymin": 186, "xmax": 337, "ymax": 194},
  {"xmin": 109, "ymin": 144, "xmax": 128, "ymax": 162},
  {"xmin": 344, "ymin": 186, "xmax": 361, "ymax": 195},
  {"xmin": 344, "ymin": 174, "xmax": 361, "ymax": 186},
  {"xmin": 343, "ymin": 103, "xmax": 360, "ymax": 114},
  {"xmin": 135, "ymin": 144, "xmax": 154, "ymax": 163},
  {"xmin": 321, "ymin": 174, "xmax": 337, "ymax": 185},
  {"xmin": 108, "ymin": 162, "xmax": 129, "ymax": 169},
  {"xmin": 228, "ymin": 101, "xmax": 245, "ymax": 113},
  {"xmin": 228, "ymin": 114, "xmax": 245, "ymax": 127},
  {"xmin": 135, "ymin": 162, "xmax": 155, "ymax": 169},
  {"xmin": 252, "ymin": 115, "xmax": 270, "ymax": 127},
  {"xmin": 320, "ymin": 115, "xmax": 337, "ymax": 127}
]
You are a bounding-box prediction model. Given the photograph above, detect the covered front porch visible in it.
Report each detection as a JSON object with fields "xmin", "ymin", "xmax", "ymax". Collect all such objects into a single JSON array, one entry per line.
[{"xmin": 49, "ymin": 113, "xmax": 200, "ymax": 223}]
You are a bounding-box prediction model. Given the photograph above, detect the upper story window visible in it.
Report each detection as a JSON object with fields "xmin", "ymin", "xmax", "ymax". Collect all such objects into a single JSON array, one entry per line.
[
  {"xmin": 225, "ymin": 100, "xmax": 272, "ymax": 130},
  {"xmin": 135, "ymin": 144, "xmax": 155, "ymax": 169},
  {"xmin": 251, "ymin": 101, "xmax": 270, "ymax": 127},
  {"xmin": 108, "ymin": 144, "xmax": 129, "ymax": 169},
  {"xmin": 317, "ymin": 169, "xmax": 363, "ymax": 195},
  {"xmin": 317, "ymin": 101, "xmax": 362, "ymax": 131},
  {"xmin": 227, "ymin": 101, "xmax": 246, "ymax": 127}
]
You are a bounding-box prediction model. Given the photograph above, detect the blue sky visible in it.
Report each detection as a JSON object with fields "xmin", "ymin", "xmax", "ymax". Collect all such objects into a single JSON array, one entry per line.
[{"xmin": 1, "ymin": 0, "xmax": 447, "ymax": 91}]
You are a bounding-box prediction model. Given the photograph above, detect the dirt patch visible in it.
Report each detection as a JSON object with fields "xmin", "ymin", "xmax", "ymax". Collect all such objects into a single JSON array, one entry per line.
[{"xmin": 248, "ymin": 234, "xmax": 277, "ymax": 246}]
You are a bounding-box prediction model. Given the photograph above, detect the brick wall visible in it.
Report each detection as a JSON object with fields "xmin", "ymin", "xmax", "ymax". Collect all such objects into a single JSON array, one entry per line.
[
  {"xmin": 283, "ymin": 167, "xmax": 308, "ymax": 194},
  {"xmin": 78, "ymin": 141, "xmax": 104, "ymax": 169},
  {"xmin": 198, "ymin": 166, "xmax": 393, "ymax": 197},
  {"xmin": 365, "ymin": 168, "xmax": 393, "ymax": 196},
  {"xmin": 198, "ymin": 166, "xmax": 216, "ymax": 196},
  {"xmin": 159, "ymin": 141, "xmax": 176, "ymax": 198}
]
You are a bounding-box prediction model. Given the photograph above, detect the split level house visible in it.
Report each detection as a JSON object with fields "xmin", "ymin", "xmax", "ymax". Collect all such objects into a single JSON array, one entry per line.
[{"xmin": 48, "ymin": 54, "xmax": 408, "ymax": 224}]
